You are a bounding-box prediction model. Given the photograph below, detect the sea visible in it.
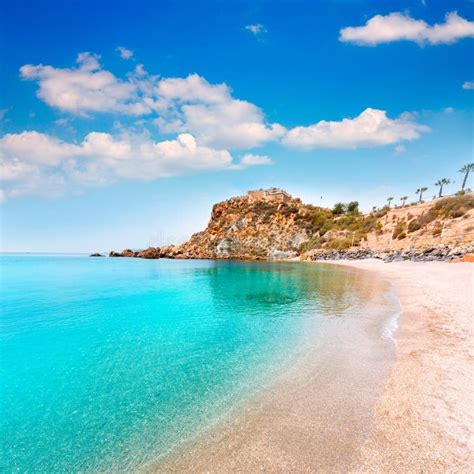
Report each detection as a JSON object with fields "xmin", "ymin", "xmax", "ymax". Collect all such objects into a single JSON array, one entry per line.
[{"xmin": 0, "ymin": 254, "xmax": 397, "ymax": 471}]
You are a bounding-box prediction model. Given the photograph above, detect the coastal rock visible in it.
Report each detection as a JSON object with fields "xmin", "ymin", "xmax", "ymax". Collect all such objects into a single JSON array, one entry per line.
[
  {"xmin": 120, "ymin": 249, "xmax": 136, "ymax": 257},
  {"xmin": 135, "ymin": 247, "xmax": 161, "ymax": 259},
  {"xmin": 90, "ymin": 253, "xmax": 104, "ymax": 257},
  {"xmin": 112, "ymin": 191, "xmax": 474, "ymax": 262},
  {"xmin": 109, "ymin": 249, "xmax": 137, "ymax": 257}
]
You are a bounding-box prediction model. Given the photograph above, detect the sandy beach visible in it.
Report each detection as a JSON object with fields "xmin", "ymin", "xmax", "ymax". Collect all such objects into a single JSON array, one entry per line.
[
  {"xmin": 336, "ymin": 260, "xmax": 474, "ymax": 472},
  {"xmin": 155, "ymin": 260, "xmax": 473, "ymax": 472}
]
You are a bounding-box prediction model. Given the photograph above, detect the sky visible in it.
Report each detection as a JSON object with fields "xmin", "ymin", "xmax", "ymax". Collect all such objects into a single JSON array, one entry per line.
[{"xmin": 0, "ymin": 0, "xmax": 473, "ymax": 252}]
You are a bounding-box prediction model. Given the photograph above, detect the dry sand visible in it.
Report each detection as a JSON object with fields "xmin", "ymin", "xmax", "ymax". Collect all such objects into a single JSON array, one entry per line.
[
  {"xmin": 154, "ymin": 260, "xmax": 473, "ymax": 473},
  {"xmin": 335, "ymin": 260, "xmax": 474, "ymax": 472}
]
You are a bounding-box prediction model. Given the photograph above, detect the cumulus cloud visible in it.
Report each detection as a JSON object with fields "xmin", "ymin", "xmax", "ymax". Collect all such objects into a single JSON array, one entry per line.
[
  {"xmin": 116, "ymin": 46, "xmax": 134, "ymax": 59},
  {"xmin": 0, "ymin": 131, "xmax": 255, "ymax": 199},
  {"xmin": 463, "ymin": 81, "xmax": 474, "ymax": 90},
  {"xmin": 340, "ymin": 11, "xmax": 474, "ymax": 46},
  {"xmin": 20, "ymin": 55, "xmax": 282, "ymax": 149},
  {"xmin": 11, "ymin": 51, "xmax": 433, "ymax": 200},
  {"xmin": 152, "ymin": 74, "xmax": 285, "ymax": 148},
  {"xmin": 20, "ymin": 52, "xmax": 152, "ymax": 116},
  {"xmin": 283, "ymin": 108, "xmax": 429, "ymax": 149},
  {"xmin": 245, "ymin": 24, "xmax": 266, "ymax": 35}
]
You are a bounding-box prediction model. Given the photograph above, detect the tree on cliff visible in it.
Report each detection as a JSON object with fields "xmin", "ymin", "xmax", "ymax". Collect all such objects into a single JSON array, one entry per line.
[
  {"xmin": 400, "ymin": 196, "xmax": 408, "ymax": 206},
  {"xmin": 435, "ymin": 178, "xmax": 450, "ymax": 198},
  {"xmin": 416, "ymin": 187, "xmax": 428, "ymax": 203},
  {"xmin": 459, "ymin": 163, "xmax": 474, "ymax": 191},
  {"xmin": 386, "ymin": 197, "xmax": 394, "ymax": 208},
  {"xmin": 332, "ymin": 203, "xmax": 346, "ymax": 215},
  {"xmin": 347, "ymin": 201, "xmax": 359, "ymax": 214}
]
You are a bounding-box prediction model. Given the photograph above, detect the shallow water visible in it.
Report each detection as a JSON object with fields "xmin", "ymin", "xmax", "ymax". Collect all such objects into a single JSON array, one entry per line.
[{"xmin": 0, "ymin": 255, "xmax": 394, "ymax": 471}]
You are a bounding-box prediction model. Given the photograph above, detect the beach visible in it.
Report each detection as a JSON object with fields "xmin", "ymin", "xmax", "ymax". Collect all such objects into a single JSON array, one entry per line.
[
  {"xmin": 155, "ymin": 260, "xmax": 473, "ymax": 472},
  {"xmin": 335, "ymin": 260, "xmax": 474, "ymax": 472}
]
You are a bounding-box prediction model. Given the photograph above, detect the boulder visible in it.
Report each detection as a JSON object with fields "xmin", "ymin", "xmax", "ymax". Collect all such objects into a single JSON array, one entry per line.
[
  {"xmin": 136, "ymin": 247, "xmax": 161, "ymax": 259},
  {"xmin": 120, "ymin": 249, "xmax": 136, "ymax": 257}
]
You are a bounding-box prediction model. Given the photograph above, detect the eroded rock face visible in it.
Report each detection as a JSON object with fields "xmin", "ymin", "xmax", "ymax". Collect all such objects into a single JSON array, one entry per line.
[
  {"xmin": 174, "ymin": 194, "xmax": 314, "ymax": 260},
  {"xmin": 109, "ymin": 191, "xmax": 474, "ymax": 262}
]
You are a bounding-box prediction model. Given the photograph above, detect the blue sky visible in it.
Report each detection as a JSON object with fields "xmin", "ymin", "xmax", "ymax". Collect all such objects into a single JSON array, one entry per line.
[{"xmin": 1, "ymin": 0, "xmax": 473, "ymax": 252}]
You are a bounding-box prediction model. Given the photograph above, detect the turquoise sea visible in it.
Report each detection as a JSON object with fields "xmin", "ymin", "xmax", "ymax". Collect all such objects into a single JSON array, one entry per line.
[{"xmin": 0, "ymin": 255, "xmax": 394, "ymax": 471}]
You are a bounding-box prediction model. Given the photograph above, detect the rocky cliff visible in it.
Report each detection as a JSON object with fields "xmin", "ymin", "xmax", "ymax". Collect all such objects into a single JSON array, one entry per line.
[{"xmin": 109, "ymin": 190, "xmax": 474, "ymax": 261}]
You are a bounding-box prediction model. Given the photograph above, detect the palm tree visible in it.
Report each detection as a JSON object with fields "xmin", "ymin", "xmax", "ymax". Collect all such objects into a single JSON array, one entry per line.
[
  {"xmin": 459, "ymin": 163, "xmax": 474, "ymax": 191},
  {"xmin": 387, "ymin": 197, "xmax": 394, "ymax": 208},
  {"xmin": 400, "ymin": 196, "xmax": 408, "ymax": 206},
  {"xmin": 435, "ymin": 178, "xmax": 450, "ymax": 198},
  {"xmin": 416, "ymin": 187, "xmax": 428, "ymax": 203}
]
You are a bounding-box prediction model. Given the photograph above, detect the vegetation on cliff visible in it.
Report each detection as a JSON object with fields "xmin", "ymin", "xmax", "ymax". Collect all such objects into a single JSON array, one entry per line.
[{"xmin": 109, "ymin": 190, "xmax": 474, "ymax": 260}]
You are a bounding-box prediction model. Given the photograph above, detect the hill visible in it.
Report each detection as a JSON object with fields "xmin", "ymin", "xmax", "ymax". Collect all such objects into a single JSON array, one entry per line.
[{"xmin": 109, "ymin": 189, "xmax": 474, "ymax": 261}]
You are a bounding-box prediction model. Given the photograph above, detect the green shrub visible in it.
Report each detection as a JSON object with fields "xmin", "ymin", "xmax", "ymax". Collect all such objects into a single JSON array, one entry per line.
[
  {"xmin": 299, "ymin": 235, "xmax": 322, "ymax": 253},
  {"xmin": 408, "ymin": 219, "xmax": 421, "ymax": 233},
  {"xmin": 433, "ymin": 195, "xmax": 474, "ymax": 218},
  {"xmin": 392, "ymin": 221, "xmax": 405, "ymax": 239},
  {"xmin": 327, "ymin": 237, "xmax": 353, "ymax": 251}
]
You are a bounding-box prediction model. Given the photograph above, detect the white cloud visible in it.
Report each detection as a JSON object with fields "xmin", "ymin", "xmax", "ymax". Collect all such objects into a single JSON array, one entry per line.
[
  {"xmin": 0, "ymin": 131, "xmax": 277, "ymax": 200},
  {"xmin": 152, "ymin": 74, "xmax": 285, "ymax": 149},
  {"xmin": 339, "ymin": 11, "xmax": 474, "ymax": 46},
  {"xmin": 155, "ymin": 74, "xmax": 230, "ymax": 105},
  {"xmin": 20, "ymin": 52, "xmax": 151, "ymax": 116},
  {"xmin": 116, "ymin": 46, "xmax": 134, "ymax": 60},
  {"xmin": 283, "ymin": 108, "xmax": 429, "ymax": 149},
  {"xmin": 13, "ymin": 52, "xmax": 432, "ymax": 197},
  {"xmin": 20, "ymin": 55, "xmax": 282, "ymax": 149},
  {"xmin": 237, "ymin": 153, "xmax": 273, "ymax": 168},
  {"xmin": 245, "ymin": 24, "xmax": 266, "ymax": 35},
  {"xmin": 463, "ymin": 81, "xmax": 474, "ymax": 90},
  {"xmin": 0, "ymin": 131, "xmax": 78, "ymax": 165}
]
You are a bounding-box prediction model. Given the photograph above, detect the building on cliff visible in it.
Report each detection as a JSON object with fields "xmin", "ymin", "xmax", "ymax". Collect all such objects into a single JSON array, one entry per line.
[{"xmin": 247, "ymin": 188, "xmax": 292, "ymax": 202}]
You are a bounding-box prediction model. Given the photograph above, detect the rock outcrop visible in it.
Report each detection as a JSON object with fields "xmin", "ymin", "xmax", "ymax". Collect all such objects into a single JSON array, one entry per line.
[
  {"xmin": 109, "ymin": 190, "xmax": 474, "ymax": 262},
  {"xmin": 174, "ymin": 193, "xmax": 310, "ymax": 259}
]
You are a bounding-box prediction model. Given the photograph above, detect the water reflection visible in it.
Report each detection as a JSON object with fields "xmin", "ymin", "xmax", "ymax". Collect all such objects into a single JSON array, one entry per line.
[{"xmin": 198, "ymin": 260, "xmax": 381, "ymax": 319}]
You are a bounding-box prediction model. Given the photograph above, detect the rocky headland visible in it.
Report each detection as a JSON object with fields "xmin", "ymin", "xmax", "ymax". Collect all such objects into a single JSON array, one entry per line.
[{"xmin": 108, "ymin": 189, "xmax": 474, "ymax": 262}]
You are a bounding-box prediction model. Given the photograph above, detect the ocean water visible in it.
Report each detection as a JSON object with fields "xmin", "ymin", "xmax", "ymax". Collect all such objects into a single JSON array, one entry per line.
[{"xmin": 0, "ymin": 255, "xmax": 392, "ymax": 471}]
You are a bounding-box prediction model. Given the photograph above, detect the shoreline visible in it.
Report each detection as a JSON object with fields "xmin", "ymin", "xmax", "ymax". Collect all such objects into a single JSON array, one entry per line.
[
  {"xmin": 152, "ymin": 259, "xmax": 473, "ymax": 472},
  {"xmin": 151, "ymin": 264, "xmax": 399, "ymax": 471}
]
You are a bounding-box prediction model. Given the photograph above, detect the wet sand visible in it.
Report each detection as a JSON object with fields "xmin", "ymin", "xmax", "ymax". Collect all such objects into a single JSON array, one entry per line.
[
  {"xmin": 152, "ymin": 266, "xmax": 397, "ymax": 472},
  {"xmin": 152, "ymin": 260, "xmax": 473, "ymax": 472}
]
